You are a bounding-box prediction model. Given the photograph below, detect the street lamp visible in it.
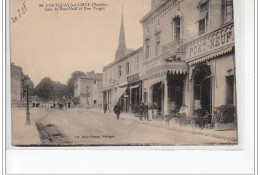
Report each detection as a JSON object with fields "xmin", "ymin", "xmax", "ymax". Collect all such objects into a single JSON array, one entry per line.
[
  {"xmin": 86, "ymin": 86, "xmax": 89, "ymax": 109},
  {"xmin": 25, "ymin": 79, "xmax": 31, "ymax": 125}
]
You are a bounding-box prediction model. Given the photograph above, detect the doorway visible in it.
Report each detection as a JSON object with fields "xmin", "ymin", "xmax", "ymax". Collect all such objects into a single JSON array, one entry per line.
[
  {"xmin": 152, "ymin": 82, "xmax": 163, "ymax": 112},
  {"xmin": 193, "ymin": 63, "xmax": 212, "ymax": 114}
]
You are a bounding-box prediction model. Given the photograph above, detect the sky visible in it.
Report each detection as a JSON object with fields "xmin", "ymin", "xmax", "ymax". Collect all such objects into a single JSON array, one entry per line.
[{"xmin": 9, "ymin": 0, "xmax": 151, "ymax": 85}]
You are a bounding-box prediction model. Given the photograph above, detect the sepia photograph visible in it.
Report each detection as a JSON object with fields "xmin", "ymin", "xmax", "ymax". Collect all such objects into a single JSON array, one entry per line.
[{"xmin": 10, "ymin": 0, "xmax": 238, "ymax": 146}]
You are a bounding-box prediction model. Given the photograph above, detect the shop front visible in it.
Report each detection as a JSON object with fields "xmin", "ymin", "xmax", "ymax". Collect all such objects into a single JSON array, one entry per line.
[
  {"xmin": 186, "ymin": 22, "xmax": 235, "ymax": 116},
  {"xmin": 143, "ymin": 55, "xmax": 188, "ymax": 117},
  {"xmin": 127, "ymin": 73, "xmax": 142, "ymax": 113}
]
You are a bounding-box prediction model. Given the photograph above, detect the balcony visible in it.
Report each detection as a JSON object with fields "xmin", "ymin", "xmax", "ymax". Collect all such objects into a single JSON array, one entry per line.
[
  {"xmin": 143, "ymin": 54, "xmax": 188, "ymax": 76},
  {"xmin": 162, "ymin": 39, "xmax": 186, "ymax": 57}
]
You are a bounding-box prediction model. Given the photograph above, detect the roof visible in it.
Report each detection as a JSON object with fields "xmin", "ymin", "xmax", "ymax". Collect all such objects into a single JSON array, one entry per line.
[{"xmin": 103, "ymin": 47, "xmax": 143, "ymax": 71}]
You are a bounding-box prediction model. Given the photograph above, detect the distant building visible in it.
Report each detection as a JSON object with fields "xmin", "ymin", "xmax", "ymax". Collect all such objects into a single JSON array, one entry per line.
[
  {"xmin": 103, "ymin": 47, "xmax": 144, "ymax": 113},
  {"xmin": 74, "ymin": 71, "xmax": 103, "ymax": 108},
  {"xmin": 103, "ymin": 10, "xmax": 145, "ymax": 113},
  {"xmin": 11, "ymin": 63, "xmax": 23, "ymax": 106}
]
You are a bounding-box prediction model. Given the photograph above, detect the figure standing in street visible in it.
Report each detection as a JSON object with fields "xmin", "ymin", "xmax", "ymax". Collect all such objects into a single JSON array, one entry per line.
[
  {"xmin": 139, "ymin": 102, "xmax": 144, "ymax": 121},
  {"xmin": 103, "ymin": 101, "xmax": 108, "ymax": 114},
  {"xmin": 144, "ymin": 103, "xmax": 149, "ymax": 121},
  {"xmin": 114, "ymin": 102, "xmax": 121, "ymax": 120}
]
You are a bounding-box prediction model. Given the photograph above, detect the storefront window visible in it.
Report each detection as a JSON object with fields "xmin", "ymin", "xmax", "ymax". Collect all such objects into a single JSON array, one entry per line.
[{"xmin": 226, "ymin": 75, "xmax": 234, "ymax": 104}]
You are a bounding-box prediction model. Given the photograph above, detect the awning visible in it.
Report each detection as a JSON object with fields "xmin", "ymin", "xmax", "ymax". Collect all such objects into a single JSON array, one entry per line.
[
  {"xmin": 130, "ymin": 84, "xmax": 141, "ymax": 89},
  {"xmin": 189, "ymin": 46, "xmax": 234, "ymax": 66},
  {"xmin": 111, "ymin": 86, "xmax": 127, "ymax": 103}
]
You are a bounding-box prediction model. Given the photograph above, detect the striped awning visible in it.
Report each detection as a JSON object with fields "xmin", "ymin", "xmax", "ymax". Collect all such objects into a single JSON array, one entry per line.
[
  {"xmin": 111, "ymin": 86, "xmax": 127, "ymax": 104},
  {"xmin": 189, "ymin": 46, "xmax": 234, "ymax": 66}
]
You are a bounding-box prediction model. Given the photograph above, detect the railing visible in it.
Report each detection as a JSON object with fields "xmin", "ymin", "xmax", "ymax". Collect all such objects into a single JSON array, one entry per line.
[
  {"xmin": 162, "ymin": 39, "xmax": 186, "ymax": 56},
  {"xmin": 143, "ymin": 54, "xmax": 188, "ymax": 74}
]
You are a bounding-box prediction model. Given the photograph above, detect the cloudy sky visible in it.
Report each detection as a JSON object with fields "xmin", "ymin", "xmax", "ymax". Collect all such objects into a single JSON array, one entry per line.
[{"xmin": 9, "ymin": 0, "xmax": 150, "ymax": 85}]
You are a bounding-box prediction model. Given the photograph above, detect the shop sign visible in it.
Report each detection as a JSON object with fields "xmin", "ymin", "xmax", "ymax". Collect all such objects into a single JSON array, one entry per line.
[
  {"xmin": 109, "ymin": 79, "xmax": 116, "ymax": 85},
  {"xmin": 186, "ymin": 23, "xmax": 234, "ymax": 60},
  {"xmin": 127, "ymin": 73, "xmax": 140, "ymax": 83}
]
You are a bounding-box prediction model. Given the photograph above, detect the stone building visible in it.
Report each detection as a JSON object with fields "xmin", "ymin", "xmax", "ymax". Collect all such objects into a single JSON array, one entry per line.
[
  {"xmin": 140, "ymin": 0, "xmax": 235, "ymax": 117},
  {"xmin": 74, "ymin": 71, "xmax": 103, "ymax": 108},
  {"xmin": 11, "ymin": 63, "xmax": 23, "ymax": 106},
  {"xmin": 103, "ymin": 13, "xmax": 144, "ymax": 113}
]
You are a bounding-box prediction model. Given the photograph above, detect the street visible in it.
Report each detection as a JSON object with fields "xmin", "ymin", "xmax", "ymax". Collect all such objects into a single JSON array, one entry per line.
[{"xmin": 12, "ymin": 108, "xmax": 236, "ymax": 146}]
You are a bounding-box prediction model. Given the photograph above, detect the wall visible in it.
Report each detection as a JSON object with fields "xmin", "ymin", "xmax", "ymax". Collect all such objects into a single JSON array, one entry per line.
[
  {"xmin": 212, "ymin": 53, "xmax": 234, "ymax": 107},
  {"xmin": 142, "ymin": 0, "xmax": 229, "ymax": 62},
  {"xmin": 11, "ymin": 64, "xmax": 22, "ymax": 103}
]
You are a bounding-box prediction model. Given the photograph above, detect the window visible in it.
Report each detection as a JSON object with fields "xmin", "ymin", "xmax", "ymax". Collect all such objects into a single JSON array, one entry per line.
[
  {"xmin": 145, "ymin": 38, "xmax": 150, "ymax": 59},
  {"xmin": 198, "ymin": 1, "xmax": 209, "ymax": 35},
  {"xmin": 135, "ymin": 57, "xmax": 139, "ymax": 71},
  {"xmin": 119, "ymin": 65, "xmax": 122, "ymax": 77},
  {"xmin": 94, "ymin": 80, "xmax": 96, "ymax": 84},
  {"xmin": 155, "ymin": 32, "xmax": 161, "ymax": 56},
  {"xmin": 226, "ymin": 75, "xmax": 234, "ymax": 105},
  {"xmin": 94, "ymin": 100, "xmax": 96, "ymax": 104},
  {"xmin": 126, "ymin": 62, "xmax": 130, "ymax": 75},
  {"xmin": 173, "ymin": 17, "xmax": 180, "ymax": 41},
  {"xmin": 225, "ymin": 0, "xmax": 233, "ymax": 23}
]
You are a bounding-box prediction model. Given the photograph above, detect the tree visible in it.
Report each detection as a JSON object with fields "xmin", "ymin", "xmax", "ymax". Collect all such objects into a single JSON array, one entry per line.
[
  {"xmin": 34, "ymin": 77, "xmax": 55, "ymax": 101},
  {"xmin": 66, "ymin": 71, "xmax": 85, "ymax": 96},
  {"xmin": 34, "ymin": 77, "xmax": 70, "ymax": 101},
  {"xmin": 22, "ymin": 74, "xmax": 34, "ymax": 99}
]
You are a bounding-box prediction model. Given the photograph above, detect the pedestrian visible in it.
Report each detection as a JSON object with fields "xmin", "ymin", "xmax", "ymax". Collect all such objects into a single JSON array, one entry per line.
[
  {"xmin": 139, "ymin": 102, "xmax": 144, "ymax": 121},
  {"xmin": 103, "ymin": 101, "xmax": 108, "ymax": 113},
  {"xmin": 108, "ymin": 104, "xmax": 111, "ymax": 113},
  {"xmin": 144, "ymin": 103, "xmax": 149, "ymax": 121},
  {"xmin": 114, "ymin": 102, "xmax": 121, "ymax": 120}
]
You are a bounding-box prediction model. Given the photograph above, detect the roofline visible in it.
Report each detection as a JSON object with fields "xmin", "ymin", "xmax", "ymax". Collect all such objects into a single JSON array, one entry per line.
[
  {"xmin": 103, "ymin": 47, "xmax": 143, "ymax": 71},
  {"xmin": 140, "ymin": 0, "xmax": 170, "ymax": 23}
]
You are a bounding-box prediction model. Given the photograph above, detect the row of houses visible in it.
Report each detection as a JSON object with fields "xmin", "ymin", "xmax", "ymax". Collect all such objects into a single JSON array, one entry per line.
[{"xmin": 100, "ymin": 0, "xmax": 235, "ymax": 117}]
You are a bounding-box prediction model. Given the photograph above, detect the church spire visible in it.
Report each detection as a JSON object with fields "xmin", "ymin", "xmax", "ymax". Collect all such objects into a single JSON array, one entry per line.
[{"xmin": 115, "ymin": 2, "xmax": 126, "ymax": 60}]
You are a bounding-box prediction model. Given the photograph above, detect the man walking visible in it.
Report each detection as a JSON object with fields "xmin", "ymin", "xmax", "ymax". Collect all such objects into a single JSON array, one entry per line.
[
  {"xmin": 144, "ymin": 103, "xmax": 149, "ymax": 121},
  {"xmin": 103, "ymin": 101, "xmax": 108, "ymax": 113},
  {"xmin": 114, "ymin": 102, "xmax": 121, "ymax": 120}
]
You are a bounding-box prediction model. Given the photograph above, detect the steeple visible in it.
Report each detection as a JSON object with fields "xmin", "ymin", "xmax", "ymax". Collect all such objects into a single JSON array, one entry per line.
[{"xmin": 115, "ymin": 3, "xmax": 126, "ymax": 60}]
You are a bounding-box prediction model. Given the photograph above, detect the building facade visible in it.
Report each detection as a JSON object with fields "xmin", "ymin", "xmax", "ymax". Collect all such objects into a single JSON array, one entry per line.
[
  {"xmin": 11, "ymin": 63, "xmax": 23, "ymax": 106},
  {"xmin": 140, "ymin": 0, "xmax": 235, "ymax": 117},
  {"xmin": 103, "ymin": 47, "xmax": 144, "ymax": 112},
  {"xmin": 74, "ymin": 71, "xmax": 103, "ymax": 108},
  {"xmin": 103, "ymin": 13, "xmax": 144, "ymax": 112}
]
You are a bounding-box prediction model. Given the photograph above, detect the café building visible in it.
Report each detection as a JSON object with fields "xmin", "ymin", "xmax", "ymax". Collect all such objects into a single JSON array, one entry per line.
[{"xmin": 140, "ymin": 0, "xmax": 235, "ymax": 117}]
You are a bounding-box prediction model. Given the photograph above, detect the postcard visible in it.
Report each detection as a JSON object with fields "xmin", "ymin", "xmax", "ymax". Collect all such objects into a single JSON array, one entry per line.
[{"xmin": 10, "ymin": 0, "xmax": 238, "ymax": 146}]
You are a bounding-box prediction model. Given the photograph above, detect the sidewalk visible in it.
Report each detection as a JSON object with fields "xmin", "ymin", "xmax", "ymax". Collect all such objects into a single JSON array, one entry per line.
[
  {"xmin": 89, "ymin": 108, "xmax": 238, "ymax": 142},
  {"xmin": 11, "ymin": 108, "xmax": 46, "ymax": 146}
]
